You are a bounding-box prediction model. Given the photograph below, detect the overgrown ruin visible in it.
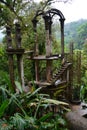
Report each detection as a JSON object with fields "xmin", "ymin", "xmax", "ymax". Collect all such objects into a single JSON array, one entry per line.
[
  {"xmin": 6, "ymin": 8, "xmax": 87, "ymax": 129},
  {"xmin": 6, "ymin": 8, "xmax": 82, "ymax": 101}
]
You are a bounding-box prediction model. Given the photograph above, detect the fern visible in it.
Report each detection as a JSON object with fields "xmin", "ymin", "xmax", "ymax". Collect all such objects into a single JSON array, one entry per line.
[{"xmin": 10, "ymin": 113, "xmax": 26, "ymax": 130}]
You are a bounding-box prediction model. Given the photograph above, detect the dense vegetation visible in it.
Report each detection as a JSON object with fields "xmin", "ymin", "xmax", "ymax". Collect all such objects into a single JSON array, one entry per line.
[
  {"xmin": 64, "ymin": 19, "xmax": 87, "ymax": 102},
  {"xmin": 0, "ymin": 0, "xmax": 71, "ymax": 130},
  {"xmin": 0, "ymin": 0, "xmax": 87, "ymax": 129}
]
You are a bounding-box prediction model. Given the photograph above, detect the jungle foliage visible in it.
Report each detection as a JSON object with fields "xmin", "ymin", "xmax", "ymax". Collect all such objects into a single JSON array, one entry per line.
[
  {"xmin": 1, "ymin": 0, "xmax": 87, "ymax": 129},
  {"xmin": 0, "ymin": 78, "xmax": 69, "ymax": 130},
  {"xmin": 0, "ymin": 0, "xmax": 72, "ymax": 130}
]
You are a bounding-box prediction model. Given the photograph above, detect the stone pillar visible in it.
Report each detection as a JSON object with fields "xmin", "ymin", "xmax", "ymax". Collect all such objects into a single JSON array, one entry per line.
[
  {"xmin": 43, "ymin": 15, "xmax": 52, "ymax": 81},
  {"xmin": 43, "ymin": 15, "xmax": 52, "ymax": 57},
  {"xmin": 6, "ymin": 26, "xmax": 15, "ymax": 91},
  {"xmin": 32, "ymin": 19, "xmax": 39, "ymax": 81},
  {"xmin": 15, "ymin": 23, "xmax": 25, "ymax": 89},
  {"xmin": 59, "ymin": 18, "xmax": 65, "ymax": 56},
  {"xmin": 15, "ymin": 23, "xmax": 21, "ymax": 48},
  {"xmin": 32, "ymin": 19, "xmax": 38, "ymax": 56},
  {"xmin": 6, "ymin": 25, "xmax": 13, "ymax": 49}
]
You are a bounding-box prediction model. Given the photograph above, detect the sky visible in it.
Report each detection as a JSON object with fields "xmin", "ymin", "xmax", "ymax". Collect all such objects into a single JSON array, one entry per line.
[
  {"xmin": 52, "ymin": 0, "xmax": 87, "ymax": 23},
  {"xmin": 35, "ymin": 0, "xmax": 87, "ymax": 23}
]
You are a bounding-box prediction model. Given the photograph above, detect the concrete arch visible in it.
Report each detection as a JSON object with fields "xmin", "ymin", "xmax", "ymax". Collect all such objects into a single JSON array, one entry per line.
[{"xmin": 44, "ymin": 8, "xmax": 65, "ymax": 20}]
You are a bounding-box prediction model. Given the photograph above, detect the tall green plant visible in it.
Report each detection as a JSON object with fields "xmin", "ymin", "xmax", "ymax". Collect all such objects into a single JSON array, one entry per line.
[{"xmin": 0, "ymin": 80, "xmax": 69, "ymax": 130}]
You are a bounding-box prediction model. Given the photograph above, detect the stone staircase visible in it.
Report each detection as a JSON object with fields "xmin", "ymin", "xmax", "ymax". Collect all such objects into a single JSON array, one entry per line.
[{"xmin": 49, "ymin": 62, "xmax": 72, "ymax": 85}]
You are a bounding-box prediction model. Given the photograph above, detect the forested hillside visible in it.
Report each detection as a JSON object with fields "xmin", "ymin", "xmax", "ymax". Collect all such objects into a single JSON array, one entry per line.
[{"xmin": 64, "ymin": 19, "xmax": 87, "ymax": 49}]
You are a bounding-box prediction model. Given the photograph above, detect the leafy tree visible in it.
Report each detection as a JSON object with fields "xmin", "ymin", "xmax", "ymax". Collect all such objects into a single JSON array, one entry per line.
[
  {"xmin": 0, "ymin": 0, "xmax": 72, "ymax": 26},
  {"xmin": 77, "ymin": 22, "xmax": 87, "ymax": 48}
]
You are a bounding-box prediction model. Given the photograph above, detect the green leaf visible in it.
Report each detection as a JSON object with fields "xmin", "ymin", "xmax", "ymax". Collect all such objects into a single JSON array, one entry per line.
[
  {"xmin": 27, "ymin": 87, "xmax": 42, "ymax": 99},
  {"xmin": 0, "ymin": 99, "xmax": 9, "ymax": 117},
  {"xmin": 43, "ymin": 98, "xmax": 69, "ymax": 106},
  {"xmin": 15, "ymin": 81, "xmax": 23, "ymax": 93},
  {"xmin": 38, "ymin": 112, "xmax": 53, "ymax": 122}
]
